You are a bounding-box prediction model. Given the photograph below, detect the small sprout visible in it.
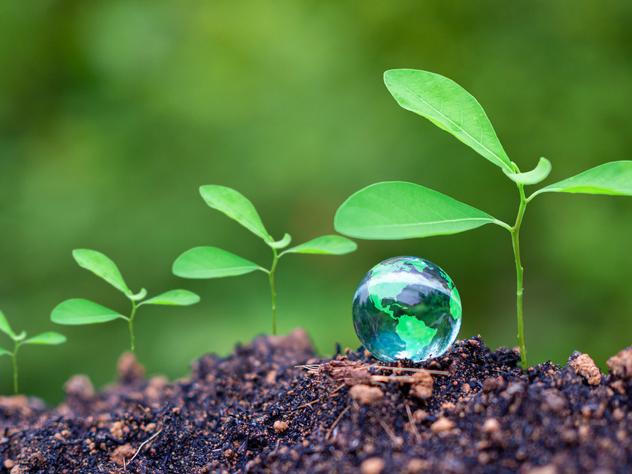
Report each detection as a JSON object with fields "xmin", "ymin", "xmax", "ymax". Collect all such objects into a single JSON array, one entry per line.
[
  {"xmin": 335, "ymin": 69, "xmax": 632, "ymax": 367},
  {"xmin": 173, "ymin": 185, "xmax": 357, "ymax": 334},
  {"xmin": 0, "ymin": 309, "xmax": 66, "ymax": 393},
  {"xmin": 51, "ymin": 249, "xmax": 200, "ymax": 352}
]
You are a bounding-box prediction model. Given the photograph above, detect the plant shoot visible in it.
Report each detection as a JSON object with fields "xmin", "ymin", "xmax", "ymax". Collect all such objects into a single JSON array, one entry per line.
[
  {"xmin": 335, "ymin": 69, "xmax": 632, "ymax": 367},
  {"xmin": 0, "ymin": 310, "xmax": 66, "ymax": 393},
  {"xmin": 173, "ymin": 185, "xmax": 357, "ymax": 334},
  {"xmin": 51, "ymin": 249, "xmax": 200, "ymax": 352}
]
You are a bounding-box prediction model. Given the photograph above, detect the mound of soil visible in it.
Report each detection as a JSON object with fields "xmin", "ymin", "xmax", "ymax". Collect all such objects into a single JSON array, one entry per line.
[{"xmin": 1, "ymin": 330, "xmax": 632, "ymax": 473}]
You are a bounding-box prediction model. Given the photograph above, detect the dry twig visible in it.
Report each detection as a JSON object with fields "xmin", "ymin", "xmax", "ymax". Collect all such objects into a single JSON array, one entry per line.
[
  {"xmin": 326, "ymin": 406, "xmax": 350, "ymax": 440},
  {"xmin": 125, "ymin": 429, "xmax": 162, "ymax": 469}
]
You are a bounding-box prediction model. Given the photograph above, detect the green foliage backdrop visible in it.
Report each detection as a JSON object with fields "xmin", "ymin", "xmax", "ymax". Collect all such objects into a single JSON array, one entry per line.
[{"xmin": 1, "ymin": 0, "xmax": 632, "ymax": 400}]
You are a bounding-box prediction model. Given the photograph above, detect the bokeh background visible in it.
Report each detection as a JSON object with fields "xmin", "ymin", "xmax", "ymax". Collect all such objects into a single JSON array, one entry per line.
[{"xmin": 2, "ymin": 0, "xmax": 632, "ymax": 401}]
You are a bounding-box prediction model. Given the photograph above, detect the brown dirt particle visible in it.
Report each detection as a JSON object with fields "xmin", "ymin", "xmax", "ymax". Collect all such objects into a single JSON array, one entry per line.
[
  {"xmin": 441, "ymin": 401, "xmax": 456, "ymax": 411},
  {"xmin": 143, "ymin": 422, "xmax": 157, "ymax": 432},
  {"xmin": 110, "ymin": 420, "xmax": 126, "ymax": 439},
  {"xmin": 482, "ymin": 418, "xmax": 500, "ymax": 434},
  {"xmin": 478, "ymin": 452, "xmax": 491, "ymax": 464},
  {"xmin": 410, "ymin": 372, "xmax": 433, "ymax": 400},
  {"xmin": 117, "ymin": 352, "xmax": 145, "ymax": 384},
  {"xmin": 268, "ymin": 328, "xmax": 312, "ymax": 353},
  {"xmin": 412, "ymin": 409, "xmax": 428, "ymax": 422},
  {"xmin": 360, "ymin": 457, "xmax": 385, "ymax": 474},
  {"xmin": 431, "ymin": 417, "xmax": 455, "ymax": 434},
  {"xmin": 0, "ymin": 396, "xmax": 30, "ymax": 412},
  {"xmin": 3, "ymin": 459, "xmax": 14, "ymax": 469},
  {"xmin": 569, "ymin": 353, "xmax": 602, "ymax": 386},
  {"xmin": 482, "ymin": 376, "xmax": 503, "ymax": 392},
  {"xmin": 578, "ymin": 425, "xmax": 590, "ymax": 441},
  {"xmin": 610, "ymin": 379, "xmax": 627, "ymax": 395},
  {"xmin": 9, "ymin": 466, "xmax": 24, "ymax": 474},
  {"xmin": 64, "ymin": 375, "xmax": 95, "ymax": 399},
  {"xmin": 145, "ymin": 376, "xmax": 168, "ymax": 400},
  {"xmin": 525, "ymin": 465, "xmax": 558, "ymax": 474},
  {"xmin": 328, "ymin": 360, "xmax": 372, "ymax": 385},
  {"xmin": 405, "ymin": 458, "xmax": 429, "ymax": 473},
  {"xmin": 542, "ymin": 390, "xmax": 566, "ymax": 412},
  {"xmin": 110, "ymin": 443, "xmax": 135, "ymax": 466},
  {"xmin": 349, "ymin": 384, "xmax": 384, "ymax": 405},
  {"xmin": 607, "ymin": 346, "xmax": 632, "ymax": 380},
  {"xmin": 265, "ymin": 370, "xmax": 277, "ymax": 385},
  {"xmin": 273, "ymin": 420, "xmax": 289, "ymax": 434}
]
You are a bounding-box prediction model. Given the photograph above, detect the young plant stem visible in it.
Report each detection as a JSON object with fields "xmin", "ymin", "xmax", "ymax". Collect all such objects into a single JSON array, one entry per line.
[
  {"xmin": 511, "ymin": 183, "xmax": 528, "ymax": 368},
  {"xmin": 128, "ymin": 300, "xmax": 138, "ymax": 352},
  {"xmin": 268, "ymin": 248, "xmax": 280, "ymax": 335},
  {"xmin": 11, "ymin": 341, "xmax": 20, "ymax": 394}
]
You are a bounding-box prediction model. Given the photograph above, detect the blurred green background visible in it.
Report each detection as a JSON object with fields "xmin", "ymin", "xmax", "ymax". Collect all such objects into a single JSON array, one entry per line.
[{"xmin": 2, "ymin": 0, "xmax": 632, "ymax": 401}]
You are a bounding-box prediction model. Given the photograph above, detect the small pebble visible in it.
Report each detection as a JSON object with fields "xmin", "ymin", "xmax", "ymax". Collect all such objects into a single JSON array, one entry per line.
[
  {"xmin": 482, "ymin": 418, "xmax": 500, "ymax": 434},
  {"xmin": 525, "ymin": 465, "xmax": 557, "ymax": 474},
  {"xmin": 360, "ymin": 457, "xmax": 385, "ymax": 474},
  {"xmin": 410, "ymin": 372, "xmax": 433, "ymax": 400},
  {"xmin": 569, "ymin": 353, "xmax": 602, "ymax": 386},
  {"xmin": 349, "ymin": 384, "xmax": 384, "ymax": 405},
  {"xmin": 273, "ymin": 420, "xmax": 289, "ymax": 434},
  {"xmin": 405, "ymin": 459, "xmax": 429, "ymax": 473},
  {"xmin": 412, "ymin": 409, "xmax": 428, "ymax": 422},
  {"xmin": 607, "ymin": 347, "xmax": 632, "ymax": 380},
  {"xmin": 431, "ymin": 417, "xmax": 455, "ymax": 433}
]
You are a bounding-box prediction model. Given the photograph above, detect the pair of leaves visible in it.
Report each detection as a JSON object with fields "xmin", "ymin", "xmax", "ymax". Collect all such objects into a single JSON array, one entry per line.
[
  {"xmin": 51, "ymin": 289, "xmax": 201, "ymax": 325},
  {"xmin": 335, "ymin": 70, "xmax": 632, "ymax": 240},
  {"xmin": 173, "ymin": 186, "xmax": 357, "ymax": 279},
  {"xmin": 0, "ymin": 310, "xmax": 65, "ymax": 356},
  {"xmin": 51, "ymin": 250, "xmax": 200, "ymax": 325},
  {"xmin": 334, "ymin": 163, "xmax": 632, "ymax": 240}
]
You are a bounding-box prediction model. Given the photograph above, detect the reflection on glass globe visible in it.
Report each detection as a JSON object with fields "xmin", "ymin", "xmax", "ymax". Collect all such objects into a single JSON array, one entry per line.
[{"xmin": 352, "ymin": 256, "xmax": 461, "ymax": 363}]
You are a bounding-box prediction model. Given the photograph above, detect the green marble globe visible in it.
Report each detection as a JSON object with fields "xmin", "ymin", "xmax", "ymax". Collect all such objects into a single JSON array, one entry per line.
[{"xmin": 352, "ymin": 256, "xmax": 462, "ymax": 362}]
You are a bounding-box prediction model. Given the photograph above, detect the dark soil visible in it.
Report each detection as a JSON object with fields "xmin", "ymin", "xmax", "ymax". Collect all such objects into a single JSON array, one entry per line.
[{"xmin": 1, "ymin": 330, "xmax": 632, "ymax": 473}]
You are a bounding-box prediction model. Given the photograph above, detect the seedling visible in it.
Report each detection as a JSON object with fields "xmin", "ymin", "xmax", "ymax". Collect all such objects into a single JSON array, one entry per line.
[
  {"xmin": 0, "ymin": 310, "xmax": 66, "ymax": 393},
  {"xmin": 51, "ymin": 249, "xmax": 200, "ymax": 352},
  {"xmin": 172, "ymin": 185, "xmax": 357, "ymax": 334},
  {"xmin": 335, "ymin": 69, "xmax": 632, "ymax": 367}
]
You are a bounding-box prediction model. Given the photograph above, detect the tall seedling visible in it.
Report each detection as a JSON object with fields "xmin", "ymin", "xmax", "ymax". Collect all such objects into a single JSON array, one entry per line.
[
  {"xmin": 173, "ymin": 186, "xmax": 357, "ymax": 334},
  {"xmin": 52, "ymin": 249, "xmax": 200, "ymax": 352},
  {"xmin": 0, "ymin": 310, "xmax": 66, "ymax": 393},
  {"xmin": 335, "ymin": 69, "xmax": 632, "ymax": 366}
]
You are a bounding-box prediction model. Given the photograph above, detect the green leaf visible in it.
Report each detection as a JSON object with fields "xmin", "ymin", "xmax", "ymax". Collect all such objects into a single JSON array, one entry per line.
[
  {"xmin": 268, "ymin": 233, "xmax": 292, "ymax": 249},
  {"xmin": 281, "ymin": 235, "xmax": 357, "ymax": 256},
  {"xmin": 504, "ymin": 157, "xmax": 552, "ymax": 185},
  {"xmin": 0, "ymin": 347, "xmax": 10, "ymax": 357},
  {"xmin": 24, "ymin": 332, "xmax": 66, "ymax": 345},
  {"xmin": 141, "ymin": 289, "xmax": 201, "ymax": 306},
  {"xmin": 72, "ymin": 249, "xmax": 132, "ymax": 296},
  {"xmin": 0, "ymin": 310, "xmax": 17, "ymax": 339},
  {"xmin": 532, "ymin": 161, "xmax": 632, "ymax": 198},
  {"xmin": 173, "ymin": 246, "xmax": 264, "ymax": 279},
  {"xmin": 384, "ymin": 69, "xmax": 512, "ymax": 172},
  {"xmin": 51, "ymin": 299, "xmax": 126, "ymax": 325},
  {"xmin": 199, "ymin": 185, "xmax": 272, "ymax": 241},
  {"xmin": 335, "ymin": 181, "xmax": 502, "ymax": 240}
]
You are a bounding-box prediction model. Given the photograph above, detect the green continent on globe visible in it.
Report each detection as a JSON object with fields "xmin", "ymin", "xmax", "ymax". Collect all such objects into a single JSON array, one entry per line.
[{"xmin": 395, "ymin": 315, "xmax": 437, "ymax": 357}]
